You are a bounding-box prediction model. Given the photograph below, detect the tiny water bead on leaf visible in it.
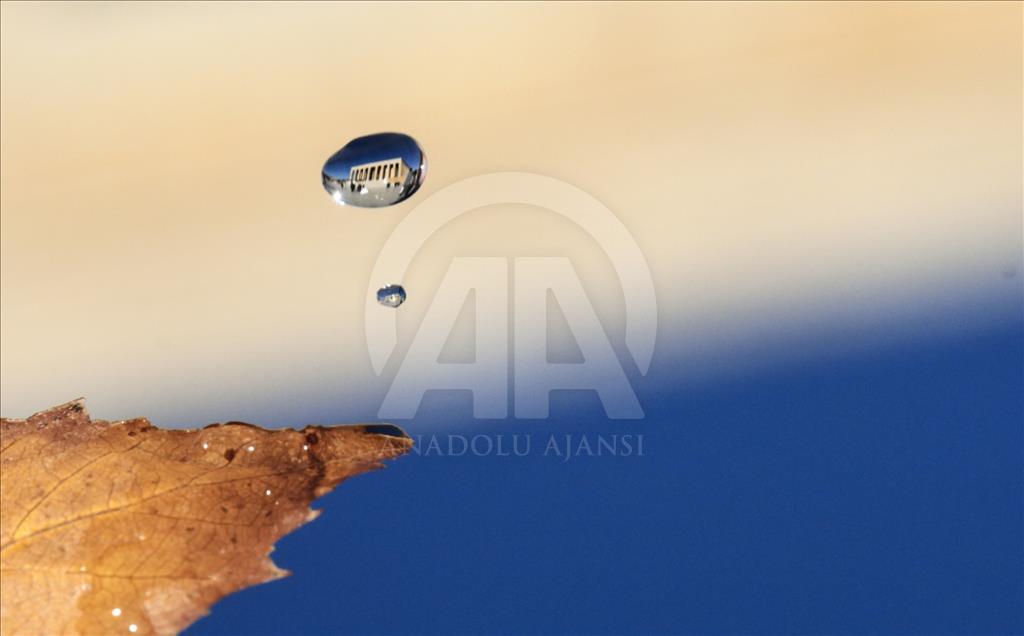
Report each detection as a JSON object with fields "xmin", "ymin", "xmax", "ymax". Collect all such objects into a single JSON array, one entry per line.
[
  {"xmin": 377, "ymin": 284, "xmax": 407, "ymax": 308},
  {"xmin": 322, "ymin": 132, "xmax": 426, "ymax": 208}
]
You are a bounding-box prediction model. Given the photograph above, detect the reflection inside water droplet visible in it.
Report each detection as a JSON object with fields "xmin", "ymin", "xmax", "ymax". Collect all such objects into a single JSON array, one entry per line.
[
  {"xmin": 112, "ymin": 608, "xmax": 122, "ymax": 617},
  {"xmin": 322, "ymin": 132, "xmax": 426, "ymax": 208},
  {"xmin": 376, "ymin": 284, "xmax": 407, "ymax": 308},
  {"xmin": 128, "ymin": 624, "xmax": 138, "ymax": 633}
]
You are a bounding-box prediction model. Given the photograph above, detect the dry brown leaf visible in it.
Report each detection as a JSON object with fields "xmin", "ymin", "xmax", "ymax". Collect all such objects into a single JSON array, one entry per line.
[{"xmin": 0, "ymin": 399, "xmax": 412, "ymax": 635}]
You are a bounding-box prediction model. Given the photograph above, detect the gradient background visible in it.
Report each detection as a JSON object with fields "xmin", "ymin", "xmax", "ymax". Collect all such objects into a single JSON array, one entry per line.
[{"xmin": 1, "ymin": 2, "xmax": 1021, "ymax": 634}]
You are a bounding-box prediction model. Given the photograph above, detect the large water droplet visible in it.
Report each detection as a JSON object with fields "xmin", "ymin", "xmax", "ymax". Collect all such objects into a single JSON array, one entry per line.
[
  {"xmin": 322, "ymin": 132, "xmax": 426, "ymax": 208},
  {"xmin": 376, "ymin": 284, "xmax": 407, "ymax": 308}
]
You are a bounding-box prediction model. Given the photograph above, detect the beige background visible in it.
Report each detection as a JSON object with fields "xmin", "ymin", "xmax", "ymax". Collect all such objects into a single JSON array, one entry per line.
[{"xmin": 1, "ymin": 2, "xmax": 1020, "ymax": 425}]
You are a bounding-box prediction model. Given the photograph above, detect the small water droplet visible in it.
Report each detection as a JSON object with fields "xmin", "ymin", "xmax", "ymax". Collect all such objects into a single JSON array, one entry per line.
[
  {"xmin": 128, "ymin": 624, "xmax": 138, "ymax": 633},
  {"xmin": 247, "ymin": 445, "xmax": 255, "ymax": 452},
  {"xmin": 112, "ymin": 608, "xmax": 122, "ymax": 617},
  {"xmin": 362, "ymin": 424, "xmax": 409, "ymax": 438},
  {"xmin": 302, "ymin": 444, "xmax": 309, "ymax": 451},
  {"xmin": 201, "ymin": 442, "xmax": 209, "ymax": 450},
  {"xmin": 265, "ymin": 489, "xmax": 272, "ymax": 496},
  {"xmin": 322, "ymin": 132, "xmax": 426, "ymax": 208},
  {"xmin": 376, "ymin": 284, "xmax": 406, "ymax": 308}
]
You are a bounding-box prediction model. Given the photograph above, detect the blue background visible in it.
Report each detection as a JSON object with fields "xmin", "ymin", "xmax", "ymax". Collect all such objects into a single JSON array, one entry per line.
[{"xmin": 187, "ymin": 299, "xmax": 1023, "ymax": 635}]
